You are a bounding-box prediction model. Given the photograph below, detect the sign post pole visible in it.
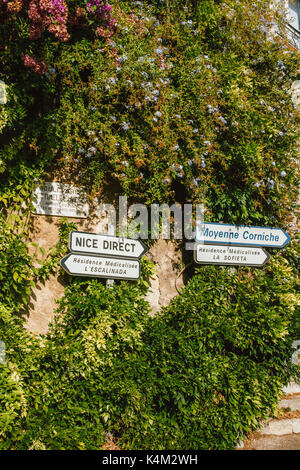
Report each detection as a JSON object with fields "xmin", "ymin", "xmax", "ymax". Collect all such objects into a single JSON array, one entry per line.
[{"xmin": 106, "ymin": 224, "xmax": 115, "ymax": 288}]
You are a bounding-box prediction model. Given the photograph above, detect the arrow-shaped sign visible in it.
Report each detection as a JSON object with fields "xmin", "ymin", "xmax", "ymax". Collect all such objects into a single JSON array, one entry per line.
[
  {"xmin": 196, "ymin": 222, "xmax": 290, "ymax": 248},
  {"xmin": 60, "ymin": 253, "xmax": 140, "ymax": 280},
  {"xmin": 69, "ymin": 231, "xmax": 148, "ymax": 259},
  {"xmin": 194, "ymin": 244, "xmax": 270, "ymax": 266}
]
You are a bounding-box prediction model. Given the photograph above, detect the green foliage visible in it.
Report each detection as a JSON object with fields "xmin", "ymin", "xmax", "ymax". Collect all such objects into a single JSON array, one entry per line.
[
  {"xmin": 0, "ymin": 244, "xmax": 298, "ymax": 449},
  {"xmin": 1, "ymin": 0, "xmax": 299, "ymax": 224},
  {"xmin": 0, "ymin": 364, "xmax": 27, "ymax": 446},
  {"xmin": 0, "ymin": 301, "xmax": 40, "ymax": 449},
  {"xmin": 0, "ymin": 166, "xmax": 44, "ymax": 308},
  {"xmin": 110, "ymin": 255, "xmax": 299, "ymax": 450},
  {"xmin": 0, "ymin": 230, "xmax": 35, "ymax": 308},
  {"xmin": 5, "ymin": 268, "xmax": 151, "ymax": 450}
]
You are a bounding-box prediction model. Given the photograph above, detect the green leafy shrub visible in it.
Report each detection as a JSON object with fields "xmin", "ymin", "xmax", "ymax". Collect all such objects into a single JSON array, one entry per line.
[
  {"xmin": 1, "ymin": 0, "xmax": 299, "ymax": 225},
  {"xmin": 0, "ymin": 301, "xmax": 41, "ymax": 449},
  {"xmin": 0, "ymin": 168, "xmax": 44, "ymax": 309},
  {"xmin": 106, "ymin": 253, "xmax": 299, "ymax": 450},
  {"xmin": 0, "ymin": 242, "xmax": 298, "ymax": 449},
  {"xmin": 14, "ymin": 261, "xmax": 152, "ymax": 450},
  {"xmin": 0, "ymin": 229, "xmax": 36, "ymax": 309},
  {"xmin": 0, "ymin": 365, "xmax": 27, "ymax": 447}
]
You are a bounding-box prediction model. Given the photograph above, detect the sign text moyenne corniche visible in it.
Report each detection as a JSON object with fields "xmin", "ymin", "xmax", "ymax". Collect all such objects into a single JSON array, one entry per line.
[
  {"xmin": 196, "ymin": 222, "xmax": 290, "ymax": 248},
  {"xmin": 202, "ymin": 228, "xmax": 278, "ymax": 242}
]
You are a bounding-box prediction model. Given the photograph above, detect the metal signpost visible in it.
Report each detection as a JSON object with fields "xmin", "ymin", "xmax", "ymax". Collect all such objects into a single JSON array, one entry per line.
[
  {"xmin": 60, "ymin": 229, "xmax": 147, "ymax": 282},
  {"xmin": 194, "ymin": 221, "xmax": 290, "ymax": 267},
  {"xmin": 106, "ymin": 224, "xmax": 116, "ymax": 288}
]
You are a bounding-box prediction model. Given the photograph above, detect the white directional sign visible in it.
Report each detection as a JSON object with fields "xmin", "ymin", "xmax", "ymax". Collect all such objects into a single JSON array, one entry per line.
[
  {"xmin": 60, "ymin": 253, "xmax": 140, "ymax": 280},
  {"xmin": 194, "ymin": 244, "xmax": 270, "ymax": 267},
  {"xmin": 196, "ymin": 222, "xmax": 290, "ymax": 248},
  {"xmin": 69, "ymin": 231, "xmax": 147, "ymax": 259}
]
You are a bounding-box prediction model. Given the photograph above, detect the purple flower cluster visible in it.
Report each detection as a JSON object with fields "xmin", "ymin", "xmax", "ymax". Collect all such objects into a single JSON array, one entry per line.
[
  {"xmin": 49, "ymin": 0, "xmax": 66, "ymax": 14},
  {"xmin": 49, "ymin": 0, "xmax": 67, "ymax": 24},
  {"xmin": 27, "ymin": 0, "xmax": 69, "ymax": 42},
  {"xmin": 86, "ymin": 0, "xmax": 114, "ymax": 26}
]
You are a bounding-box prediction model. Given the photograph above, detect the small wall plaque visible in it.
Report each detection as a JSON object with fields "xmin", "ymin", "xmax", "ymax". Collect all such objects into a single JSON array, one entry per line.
[
  {"xmin": 0, "ymin": 81, "xmax": 7, "ymax": 104},
  {"xmin": 32, "ymin": 182, "xmax": 89, "ymax": 218}
]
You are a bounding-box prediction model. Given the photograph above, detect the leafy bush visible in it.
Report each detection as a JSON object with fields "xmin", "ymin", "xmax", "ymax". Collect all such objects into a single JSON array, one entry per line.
[
  {"xmin": 1, "ymin": 0, "xmax": 299, "ymax": 226},
  {"xmin": 6, "ymin": 261, "xmax": 151, "ymax": 450},
  {"xmin": 0, "ymin": 364, "xmax": 27, "ymax": 446},
  {"xmin": 109, "ymin": 251, "xmax": 299, "ymax": 450},
  {"xmin": 0, "ymin": 243, "xmax": 298, "ymax": 449},
  {"xmin": 0, "ymin": 302, "xmax": 40, "ymax": 449}
]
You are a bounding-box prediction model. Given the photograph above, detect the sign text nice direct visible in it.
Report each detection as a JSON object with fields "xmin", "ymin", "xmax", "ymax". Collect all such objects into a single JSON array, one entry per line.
[{"xmin": 75, "ymin": 236, "xmax": 137, "ymax": 254}]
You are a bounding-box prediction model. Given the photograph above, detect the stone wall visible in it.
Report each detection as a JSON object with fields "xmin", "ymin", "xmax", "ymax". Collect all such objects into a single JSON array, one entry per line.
[{"xmin": 25, "ymin": 208, "xmax": 184, "ymax": 334}]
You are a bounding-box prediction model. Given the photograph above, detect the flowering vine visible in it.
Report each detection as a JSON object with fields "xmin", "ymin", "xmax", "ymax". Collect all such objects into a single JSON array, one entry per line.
[
  {"xmin": 86, "ymin": 0, "xmax": 113, "ymax": 24},
  {"xmin": 26, "ymin": 0, "xmax": 69, "ymax": 41},
  {"xmin": 0, "ymin": 0, "xmax": 299, "ymax": 228},
  {"xmin": 22, "ymin": 53, "xmax": 47, "ymax": 74},
  {"xmin": 0, "ymin": 0, "xmax": 115, "ymax": 73}
]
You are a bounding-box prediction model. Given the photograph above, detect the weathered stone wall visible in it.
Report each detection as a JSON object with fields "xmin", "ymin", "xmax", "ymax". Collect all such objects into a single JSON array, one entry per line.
[{"xmin": 25, "ymin": 208, "xmax": 184, "ymax": 334}]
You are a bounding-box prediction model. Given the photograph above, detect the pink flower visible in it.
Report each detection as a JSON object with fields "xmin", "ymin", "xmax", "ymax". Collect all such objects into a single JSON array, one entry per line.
[
  {"xmin": 86, "ymin": 0, "xmax": 113, "ymax": 25},
  {"xmin": 22, "ymin": 54, "xmax": 47, "ymax": 74},
  {"xmin": 2, "ymin": 0, "xmax": 115, "ymax": 59}
]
